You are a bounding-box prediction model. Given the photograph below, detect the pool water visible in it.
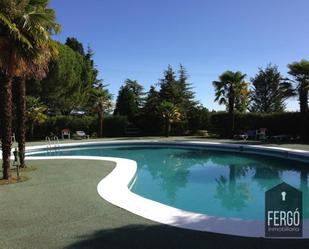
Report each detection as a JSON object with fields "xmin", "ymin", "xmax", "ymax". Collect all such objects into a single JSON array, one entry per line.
[{"xmin": 30, "ymin": 144, "xmax": 309, "ymax": 220}]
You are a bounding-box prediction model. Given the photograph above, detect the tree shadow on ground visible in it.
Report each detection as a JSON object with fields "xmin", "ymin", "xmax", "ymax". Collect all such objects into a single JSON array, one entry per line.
[{"xmin": 65, "ymin": 224, "xmax": 309, "ymax": 249}]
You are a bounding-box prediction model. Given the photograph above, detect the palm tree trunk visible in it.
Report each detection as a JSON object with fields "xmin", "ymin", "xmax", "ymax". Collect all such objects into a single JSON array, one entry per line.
[
  {"xmin": 229, "ymin": 164, "xmax": 236, "ymax": 191},
  {"xmin": 228, "ymin": 96, "xmax": 235, "ymax": 138},
  {"xmin": 299, "ymin": 84, "xmax": 309, "ymax": 140},
  {"xmin": 30, "ymin": 123, "xmax": 35, "ymax": 139},
  {"xmin": 98, "ymin": 112, "xmax": 103, "ymax": 137},
  {"xmin": 14, "ymin": 77, "xmax": 26, "ymax": 167},
  {"xmin": 299, "ymin": 82, "xmax": 309, "ymax": 114},
  {"xmin": 0, "ymin": 74, "xmax": 13, "ymax": 180},
  {"xmin": 164, "ymin": 119, "xmax": 171, "ymax": 137}
]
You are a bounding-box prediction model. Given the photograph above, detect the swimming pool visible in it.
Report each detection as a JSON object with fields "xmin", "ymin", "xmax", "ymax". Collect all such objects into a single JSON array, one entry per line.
[{"xmin": 27, "ymin": 141, "xmax": 309, "ymax": 236}]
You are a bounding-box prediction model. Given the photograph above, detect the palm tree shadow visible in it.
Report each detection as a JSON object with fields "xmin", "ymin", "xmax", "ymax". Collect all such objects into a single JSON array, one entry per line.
[{"xmin": 65, "ymin": 224, "xmax": 309, "ymax": 249}]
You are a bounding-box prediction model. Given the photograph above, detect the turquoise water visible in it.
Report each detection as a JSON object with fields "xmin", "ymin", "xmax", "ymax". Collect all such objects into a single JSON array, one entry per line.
[{"xmin": 29, "ymin": 144, "xmax": 309, "ymax": 220}]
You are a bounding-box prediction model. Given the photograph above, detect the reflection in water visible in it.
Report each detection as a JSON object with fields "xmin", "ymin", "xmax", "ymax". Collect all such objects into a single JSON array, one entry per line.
[
  {"xmin": 301, "ymin": 169, "xmax": 309, "ymax": 217},
  {"xmin": 253, "ymin": 166, "xmax": 281, "ymax": 190},
  {"xmin": 32, "ymin": 145, "xmax": 309, "ymax": 219},
  {"xmin": 301, "ymin": 169, "xmax": 308, "ymax": 194},
  {"xmin": 134, "ymin": 149, "xmax": 309, "ymax": 219},
  {"xmin": 214, "ymin": 165, "xmax": 250, "ymax": 211},
  {"xmin": 211, "ymin": 155, "xmax": 252, "ymax": 211},
  {"xmin": 143, "ymin": 151, "xmax": 190, "ymax": 201}
]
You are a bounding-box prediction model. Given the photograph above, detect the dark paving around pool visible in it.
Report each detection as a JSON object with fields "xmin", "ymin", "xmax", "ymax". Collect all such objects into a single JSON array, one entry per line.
[{"xmin": 1, "ymin": 139, "xmax": 309, "ymax": 248}]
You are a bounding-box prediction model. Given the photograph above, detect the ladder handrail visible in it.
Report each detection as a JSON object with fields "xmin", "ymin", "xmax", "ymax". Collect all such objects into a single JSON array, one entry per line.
[
  {"xmin": 53, "ymin": 136, "xmax": 60, "ymax": 147},
  {"xmin": 45, "ymin": 136, "xmax": 51, "ymax": 148}
]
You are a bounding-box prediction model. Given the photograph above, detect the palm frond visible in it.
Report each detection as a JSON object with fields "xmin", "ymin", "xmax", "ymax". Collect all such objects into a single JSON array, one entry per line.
[
  {"xmin": 0, "ymin": 13, "xmax": 32, "ymax": 49},
  {"xmin": 218, "ymin": 98, "xmax": 226, "ymax": 105}
]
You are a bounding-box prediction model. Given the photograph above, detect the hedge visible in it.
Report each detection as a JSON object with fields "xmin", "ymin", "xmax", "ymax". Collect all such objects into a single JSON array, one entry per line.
[
  {"xmin": 102, "ymin": 115, "xmax": 127, "ymax": 137},
  {"xmin": 31, "ymin": 115, "xmax": 127, "ymax": 140},
  {"xmin": 24, "ymin": 112, "xmax": 307, "ymax": 140},
  {"xmin": 209, "ymin": 112, "xmax": 304, "ymax": 138}
]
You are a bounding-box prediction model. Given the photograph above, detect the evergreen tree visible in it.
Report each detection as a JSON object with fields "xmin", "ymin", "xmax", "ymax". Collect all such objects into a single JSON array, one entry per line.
[
  {"xmin": 177, "ymin": 64, "xmax": 196, "ymax": 112},
  {"xmin": 65, "ymin": 37, "xmax": 85, "ymax": 55},
  {"xmin": 140, "ymin": 85, "xmax": 162, "ymax": 134},
  {"xmin": 27, "ymin": 40, "xmax": 102, "ymax": 114},
  {"xmin": 114, "ymin": 79, "xmax": 144, "ymax": 122},
  {"xmin": 39, "ymin": 43, "xmax": 86, "ymax": 114},
  {"xmin": 85, "ymin": 46, "xmax": 103, "ymax": 88},
  {"xmin": 143, "ymin": 85, "xmax": 161, "ymax": 114},
  {"xmin": 250, "ymin": 65, "xmax": 294, "ymax": 112},
  {"xmin": 150, "ymin": 65, "xmax": 198, "ymax": 134},
  {"xmin": 158, "ymin": 65, "xmax": 179, "ymax": 104},
  {"xmin": 159, "ymin": 65, "xmax": 196, "ymax": 114},
  {"xmin": 65, "ymin": 39, "xmax": 102, "ymax": 107}
]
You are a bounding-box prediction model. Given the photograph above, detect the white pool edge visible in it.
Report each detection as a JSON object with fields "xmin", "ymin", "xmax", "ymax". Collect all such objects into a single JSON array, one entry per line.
[{"xmin": 7, "ymin": 140, "xmax": 309, "ymax": 238}]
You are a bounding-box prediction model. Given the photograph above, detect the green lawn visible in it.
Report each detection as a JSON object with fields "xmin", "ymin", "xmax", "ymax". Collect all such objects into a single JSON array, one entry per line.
[{"xmin": 1, "ymin": 139, "xmax": 309, "ymax": 248}]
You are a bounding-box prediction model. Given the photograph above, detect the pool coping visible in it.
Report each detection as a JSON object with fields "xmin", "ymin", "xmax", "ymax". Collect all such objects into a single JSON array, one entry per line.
[{"xmin": 9, "ymin": 140, "xmax": 309, "ymax": 238}]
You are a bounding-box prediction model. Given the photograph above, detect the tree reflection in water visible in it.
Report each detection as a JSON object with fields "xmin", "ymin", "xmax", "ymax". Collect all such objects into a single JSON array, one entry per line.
[
  {"xmin": 253, "ymin": 165, "xmax": 282, "ymax": 190},
  {"xmin": 116, "ymin": 146, "xmax": 309, "ymax": 217},
  {"xmin": 212, "ymin": 156, "xmax": 251, "ymax": 211},
  {"xmin": 300, "ymin": 168, "xmax": 309, "ymax": 218}
]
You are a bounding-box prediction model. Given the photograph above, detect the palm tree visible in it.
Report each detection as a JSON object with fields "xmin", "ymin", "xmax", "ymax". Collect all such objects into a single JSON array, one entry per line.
[
  {"xmin": 212, "ymin": 156, "xmax": 252, "ymax": 210},
  {"xmin": 25, "ymin": 96, "xmax": 48, "ymax": 139},
  {"xmin": 288, "ymin": 60, "xmax": 309, "ymax": 140},
  {"xmin": 0, "ymin": 2, "xmax": 33, "ymax": 179},
  {"xmin": 90, "ymin": 88, "xmax": 113, "ymax": 137},
  {"xmin": 14, "ymin": 44, "xmax": 55, "ymax": 167},
  {"xmin": 213, "ymin": 71, "xmax": 247, "ymax": 138},
  {"xmin": 0, "ymin": 0, "xmax": 60, "ymax": 178},
  {"xmin": 14, "ymin": 1, "xmax": 60, "ymax": 168},
  {"xmin": 158, "ymin": 101, "xmax": 182, "ymax": 137}
]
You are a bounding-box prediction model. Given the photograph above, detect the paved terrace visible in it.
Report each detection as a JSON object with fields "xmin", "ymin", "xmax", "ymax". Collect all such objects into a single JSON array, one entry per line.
[
  {"xmin": 17, "ymin": 136, "xmax": 309, "ymax": 150},
  {"xmin": 1, "ymin": 137, "xmax": 309, "ymax": 249}
]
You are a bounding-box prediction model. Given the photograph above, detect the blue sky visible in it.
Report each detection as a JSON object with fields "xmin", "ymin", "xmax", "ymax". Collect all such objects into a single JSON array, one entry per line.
[{"xmin": 50, "ymin": 0, "xmax": 309, "ymax": 111}]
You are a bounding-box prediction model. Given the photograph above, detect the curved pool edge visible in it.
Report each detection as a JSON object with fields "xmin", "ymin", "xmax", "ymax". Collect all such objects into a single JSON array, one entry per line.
[
  {"xmin": 19, "ymin": 140, "xmax": 309, "ymax": 238},
  {"xmin": 95, "ymin": 155, "xmax": 267, "ymax": 237},
  {"xmin": 24, "ymin": 139, "xmax": 309, "ymax": 163}
]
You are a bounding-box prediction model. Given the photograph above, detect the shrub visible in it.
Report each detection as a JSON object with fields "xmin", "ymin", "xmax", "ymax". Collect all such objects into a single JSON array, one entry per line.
[
  {"xmin": 29, "ymin": 115, "xmax": 127, "ymax": 139},
  {"xmin": 187, "ymin": 106, "xmax": 210, "ymax": 133},
  {"xmin": 209, "ymin": 112, "xmax": 303, "ymax": 138},
  {"xmin": 172, "ymin": 121, "xmax": 188, "ymax": 135},
  {"xmin": 31, "ymin": 115, "xmax": 97, "ymax": 139},
  {"xmin": 102, "ymin": 116, "xmax": 127, "ymax": 137}
]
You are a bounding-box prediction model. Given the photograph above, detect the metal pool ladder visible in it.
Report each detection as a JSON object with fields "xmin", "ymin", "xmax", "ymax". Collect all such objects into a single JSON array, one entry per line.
[{"xmin": 45, "ymin": 136, "xmax": 60, "ymax": 153}]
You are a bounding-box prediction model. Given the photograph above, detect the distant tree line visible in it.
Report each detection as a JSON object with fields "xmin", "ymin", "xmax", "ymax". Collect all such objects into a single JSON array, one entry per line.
[
  {"xmin": 212, "ymin": 62, "xmax": 309, "ymax": 139},
  {"xmin": 113, "ymin": 65, "xmax": 203, "ymax": 136},
  {"xmin": 112, "ymin": 62, "xmax": 308, "ymax": 139},
  {"xmin": 25, "ymin": 40, "xmax": 308, "ymax": 139},
  {"xmin": 21, "ymin": 35, "xmax": 309, "ymax": 140}
]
